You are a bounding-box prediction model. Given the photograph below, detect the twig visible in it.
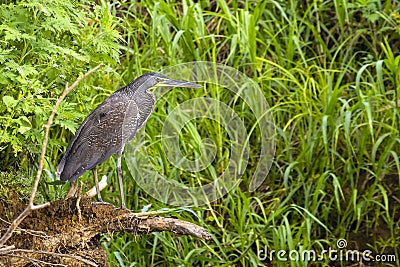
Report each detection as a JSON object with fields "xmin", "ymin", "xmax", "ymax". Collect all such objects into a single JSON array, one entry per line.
[
  {"xmin": 0, "ymin": 226, "xmax": 47, "ymax": 239},
  {"xmin": 131, "ymin": 210, "xmax": 177, "ymax": 217},
  {"xmin": 0, "ymin": 64, "xmax": 104, "ymax": 247},
  {"xmin": 0, "ymin": 245, "xmax": 14, "ymax": 252},
  {"xmin": 6, "ymin": 254, "xmax": 67, "ymax": 267},
  {"xmin": 76, "ymin": 181, "xmax": 84, "ymax": 222},
  {"xmin": 3, "ymin": 249, "xmax": 98, "ymax": 266}
]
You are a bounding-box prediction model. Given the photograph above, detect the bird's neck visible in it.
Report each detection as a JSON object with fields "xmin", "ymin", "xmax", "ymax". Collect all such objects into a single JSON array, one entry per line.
[{"xmin": 133, "ymin": 88, "xmax": 156, "ymax": 128}]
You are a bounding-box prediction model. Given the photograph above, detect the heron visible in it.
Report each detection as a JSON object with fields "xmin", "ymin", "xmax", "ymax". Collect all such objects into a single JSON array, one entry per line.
[{"xmin": 56, "ymin": 73, "xmax": 201, "ymax": 209}]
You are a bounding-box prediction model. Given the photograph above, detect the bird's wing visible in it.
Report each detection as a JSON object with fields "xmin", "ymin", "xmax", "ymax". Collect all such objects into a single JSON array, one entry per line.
[{"xmin": 57, "ymin": 98, "xmax": 139, "ymax": 182}]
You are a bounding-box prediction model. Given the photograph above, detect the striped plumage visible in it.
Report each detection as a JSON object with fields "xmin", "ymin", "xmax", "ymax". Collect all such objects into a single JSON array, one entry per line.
[{"xmin": 56, "ymin": 73, "xmax": 201, "ymax": 208}]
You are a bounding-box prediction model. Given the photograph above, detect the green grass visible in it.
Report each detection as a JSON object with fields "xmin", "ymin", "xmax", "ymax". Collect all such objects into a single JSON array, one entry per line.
[
  {"xmin": 2, "ymin": 0, "xmax": 400, "ymax": 266},
  {"xmin": 96, "ymin": 1, "xmax": 400, "ymax": 266}
]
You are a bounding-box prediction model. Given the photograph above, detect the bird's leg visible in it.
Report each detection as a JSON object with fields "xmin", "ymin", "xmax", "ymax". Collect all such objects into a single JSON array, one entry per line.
[
  {"xmin": 66, "ymin": 180, "xmax": 78, "ymax": 199},
  {"xmin": 117, "ymin": 154, "xmax": 126, "ymax": 209},
  {"xmin": 93, "ymin": 168, "xmax": 103, "ymax": 202}
]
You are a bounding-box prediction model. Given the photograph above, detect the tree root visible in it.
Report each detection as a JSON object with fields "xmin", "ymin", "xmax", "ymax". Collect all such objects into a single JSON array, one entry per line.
[{"xmin": 0, "ymin": 196, "xmax": 211, "ymax": 267}]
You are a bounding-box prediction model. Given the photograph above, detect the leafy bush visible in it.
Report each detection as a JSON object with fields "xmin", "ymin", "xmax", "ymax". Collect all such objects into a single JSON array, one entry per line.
[{"xmin": 0, "ymin": 0, "xmax": 121, "ymax": 170}]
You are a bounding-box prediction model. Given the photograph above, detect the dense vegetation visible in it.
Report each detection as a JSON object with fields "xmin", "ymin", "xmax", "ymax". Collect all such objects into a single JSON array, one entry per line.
[{"xmin": 1, "ymin": 0, "xmax": 399, "ymax": 266}]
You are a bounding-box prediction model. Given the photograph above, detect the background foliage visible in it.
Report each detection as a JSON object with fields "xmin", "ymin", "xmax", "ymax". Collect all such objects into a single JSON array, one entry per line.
[{"xmin": 1, "ymin": 0, "xmax": 399, "ymax": 266}]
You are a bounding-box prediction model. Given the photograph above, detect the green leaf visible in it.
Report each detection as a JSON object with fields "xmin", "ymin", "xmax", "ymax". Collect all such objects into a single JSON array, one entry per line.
[
  {"xmin": 3, "ymin": 95, "xmax": 18, "ymax": 108},
  {"xmin": 46, "ymin": 180, "xmax": 65, "ymax": 186},
  {"xmin": 55, "ymin": 119, "xmax": 79, "ymax": 134},
  {"xmin": 0, "ymin": 49, "xmax": 12, "ymax": 63},
  {"xmin": 16, "ymin": 64, "xmax": 38, "ymax": 77},
  {"xmin": 18, "ymin": 126, "xmax": 31, "ymax": 134},
  {"xmin": 18, "ymin": 116, "xmax": 32, "ymax": 127}
]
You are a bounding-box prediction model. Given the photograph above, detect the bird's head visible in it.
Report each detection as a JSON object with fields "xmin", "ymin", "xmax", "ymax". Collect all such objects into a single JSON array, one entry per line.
[{"xmin": 144, "ymin": 73, "xmax": 202, "ymax": 90}]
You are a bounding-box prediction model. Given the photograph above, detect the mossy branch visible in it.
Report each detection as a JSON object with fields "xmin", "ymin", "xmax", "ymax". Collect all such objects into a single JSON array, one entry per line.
[{"xmin": 0, "ymin": 195, "xmax": 211, "ymax": 266}]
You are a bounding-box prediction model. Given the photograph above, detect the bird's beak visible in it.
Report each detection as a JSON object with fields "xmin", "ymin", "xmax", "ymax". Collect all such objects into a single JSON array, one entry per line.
[{"xmin": 158, "ymin": 78, "xmax": 202, "ymax": 88}]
